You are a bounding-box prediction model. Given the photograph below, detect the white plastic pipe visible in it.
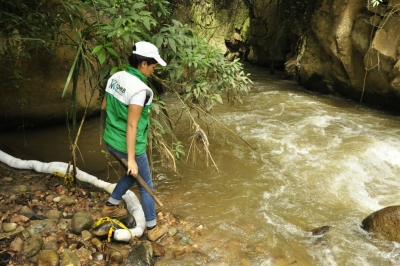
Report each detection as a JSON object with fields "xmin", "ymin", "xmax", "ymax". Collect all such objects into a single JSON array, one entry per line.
[{"xmin": 0, "ymin": 150, "xmax": 145, "ymax": 241}]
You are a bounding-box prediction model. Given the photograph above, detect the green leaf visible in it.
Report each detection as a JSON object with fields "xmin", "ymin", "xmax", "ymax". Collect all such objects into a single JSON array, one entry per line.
[
  {"xmin": 98, "ymin": 50, "xmax": 106, "ymax": 65},
  {"xmin": 100, "ymin": 65, "xmax": 110, "ymax": 80},
  {"xmin": 110, "ymin": 66, "xmax": 119, "ymax": 75},
  {"xmin": 155, "ymin": 36, "xmax": 163, "ymax": 48},
  {"xmin": 105, "ymin": 47, "xmax": 119, "ymax": 58},
  {"xmin": 168, "ymin": 38, "xmax": 176, "ymax": 52},
  {"xmin": 91, "ymin": 45, "xmax": 103, "ymax": 55},
  {"xmin": 142, "ymin": 18, "xmax": 151, "ymax": 31},
  {"xmin": 214, "ymin": 94, "xmax": 223, "ymax": 104}
]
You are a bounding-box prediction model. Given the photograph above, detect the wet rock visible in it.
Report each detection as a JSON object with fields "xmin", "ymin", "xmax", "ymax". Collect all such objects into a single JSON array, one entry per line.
[
  {"xmin": 56, "ymin": 231, "xmax": 68, "ymax": 243},
  {"xmin": 91, "ymin": 216, "xmax": 135, "ymax": 239},
  {"xmin": 74, "ymin": 247, "xmax": 93, "ymax": 263},
  {"xmin": 81, "ymin": 230, "xmax": 92, "ymax": 240},
  {"xmin": 45, "ymin": 209, "xmax": 62, "ymax": 220},
  {"xmin": 105, "ymin": 242, "xmax": 131, "ymax": 258},
  {"xmin": 179, "ymin": 236, "xmax": 193, "ymax": 245},
  {"xmin": 91, "ymin": 222, "xmax": 110, "ymax": 239},
  {"xmin": 2, "ymin": 222, "xmax": 17, "ymax": 232},
  {"xmin": 126, "ymin": 240, "xmax": 154, "ymax": 266},
  {"xmin": 23, "ymin": 237, "xmax": 44, "ymax": 258},
  {"xmin": 160, "ymin": 236, "xmax": 175, "ymax": 245},
  {"xmin": 91, "ymin": 238, "xmax": 104, "ymax": 252},
  {"xmin": 28, "ymin": 214, "xmax": 47, "ymax": 220},
  {"xmin": 121, "ymin": 215, "xmax": 136, "ymax": 228},
  {"xmin": 174, "ymin": 246, "xmax": 192, "ymax": 260},
  {"xmin": 10, "ymin": 237, "xmax": 23, "ymax": 252},
  {"xmin": 60, "ymin": 249, "xmax": 81, "ymax": 266},
  {"xmin": 38, "ymin": 250, "xmax": 59, "ymax": 266},
  {"xmin": 60, "ymin": 195, "xmax": 76, "ymax": 206},
  {"xmin": 30, "ymin": 219, "xmax": 58, "ymax": 233},
  {"xmin": 311, "ymin": 225, "xmax": 330, "ymax": 236},
  {"xmin": 43, "ymin": 240, "xmax": 58, "ymax": 251},
  {"xmin": 20, "ymin": 229, "xmax": 31, "ymax": 240},
  {"xmin": 167, "ymin": 226, "xmax": 178, "ymax": 236},
  {"xmin": 19, "ymin": 206, "xmax": 35, "ymax": 217},
  {"xmin": 151, "ymin": 242, "xmax": 165, "ymax": 257},
  {"xmin": 53, "ymin": 196, "xmax": 61, "ymax": 203},
  {"xmin": 110, "ymin": 251, "xmax": 123, "ymax": 263},
  {"xmin": 362, "ymin": 205, "xmax": 400, "ymax": 242},
  {"xmin": 46, "ymin": 194, "xmax": 55, "ymax": 202},
  {"xmin": 11, "ymin": 185, "xmax": 29, "ymax": 193},
  {"xmin": 3, "ymin": 177, "xmax": 13, "ymax": 182},
  {"xmin": 71, "ymin": 211, "xmax": 93, "ymax": 234},
  {"xmin": 174, "ymin": 246, "xmax": 209, "ymax": 261},
  {"xmin": 10, "ymin": 214, "xmax": 29, "ymax": 223}
]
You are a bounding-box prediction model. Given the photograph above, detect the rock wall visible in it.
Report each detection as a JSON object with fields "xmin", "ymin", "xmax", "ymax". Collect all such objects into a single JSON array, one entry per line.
[
  {"xmin": 181, "ymin": 0, "xmax": 400, "ymax": 111},
  {"xmin": 0, "ymin": 42, "xmax": 101, "ymax": 131},
  {"xmin": 296, "ymin": 0, "xmax": 400, "ymax": 111}
]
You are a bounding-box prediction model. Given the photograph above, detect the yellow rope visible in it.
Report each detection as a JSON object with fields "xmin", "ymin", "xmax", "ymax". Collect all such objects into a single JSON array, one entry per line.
[
  {"xmin": 52, "ymin": 171, "xmax": 74, "ymax": 186},
  {"xmin": 92, "ymin": 217, "xmax": 133, "ymax": 242}
]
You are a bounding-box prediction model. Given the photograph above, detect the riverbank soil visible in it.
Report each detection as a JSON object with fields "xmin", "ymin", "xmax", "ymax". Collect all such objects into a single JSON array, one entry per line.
[{"xmin": 0, "ymin": 166, "xmax": 215, "ymax": 266}]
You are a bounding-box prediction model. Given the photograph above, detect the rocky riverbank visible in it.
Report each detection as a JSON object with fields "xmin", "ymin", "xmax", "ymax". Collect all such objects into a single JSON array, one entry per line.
[{"xmin": 0, "ymin": 166, "xmax": 210, "ymax": 266}]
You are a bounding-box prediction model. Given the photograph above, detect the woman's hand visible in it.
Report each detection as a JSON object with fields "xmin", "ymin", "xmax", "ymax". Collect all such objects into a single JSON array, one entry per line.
[{"xmin": 127, "ymin": 159, "xmax": 138, "ymax": 178}]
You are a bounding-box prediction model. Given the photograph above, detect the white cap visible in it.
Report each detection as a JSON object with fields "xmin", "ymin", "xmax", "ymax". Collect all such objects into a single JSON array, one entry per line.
[{"xmin": 132, "ymin": 41, "xmax": 167, "ymax": 66}]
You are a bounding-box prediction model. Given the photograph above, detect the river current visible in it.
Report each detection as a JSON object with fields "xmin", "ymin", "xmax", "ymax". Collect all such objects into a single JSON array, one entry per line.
[{"xmin": 1, "ymin": 66, "xmax": 400, "ymax": 265}]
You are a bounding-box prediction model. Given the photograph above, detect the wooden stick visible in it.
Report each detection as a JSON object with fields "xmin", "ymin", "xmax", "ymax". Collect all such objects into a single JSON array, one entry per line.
[{"xmin": 120, "ymin": 158, "xmax": 163, "ymax": 207}]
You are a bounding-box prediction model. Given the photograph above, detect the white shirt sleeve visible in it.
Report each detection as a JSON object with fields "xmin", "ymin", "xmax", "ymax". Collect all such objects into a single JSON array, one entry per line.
[{"xmin": 129, "ymin": 90, "xmax": 146, "ymax": 107}]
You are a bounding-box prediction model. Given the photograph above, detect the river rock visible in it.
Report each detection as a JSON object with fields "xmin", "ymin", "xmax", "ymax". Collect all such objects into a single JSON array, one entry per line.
[
  {"xmin": 53, "ymin": 196, "xmax": 61, "ymax": 203},
  {"xmin": 30, "ymin": 219, "xmax": 58, "ymax": 233},
  {"xmin": 10, "ymin": 214, "xmax": 29, "ymax": 223},
  {"xmin": 10, "ymin": 185, "xmax": 29, "ymax": 193},
  {"xmin": 60, "ymin": 195, "xmax": 76, "ymax": 206},
  {"xmin": 2, "ymin": 222, "xmax": 17, "ymax": 232},
  {"xmin": 311, "ymin": 225, "xmax": 330, "ymax": 236},
  {"xmin": 361, "ymin": 205, "xmax": 400, "ymax": 242},
  {"xmin": 74, "ymin": 247, "xmax": 93, "ymax": 264},
  {"xmin": 71, "ymin": 211, "xmax": 93, "ymax": 234},
  {"xmin": 43, "ymin": 240, "xmax": 58, "ymax": 251},
  {"xmin": 10, "ymin": 237, "xmax": 23, "ymax": 252},
  {"xmin": 105, "ymin": 242, "xmax": 131, "ymax": 258},
  {"xmin": 167, "ymin": 226, "xmax": 178, "ymax": 236},
  {"xmin": 45, "ymin": 209, "xmax": 62, "ymax": 220},
  {"xmin": 81, "ymin": 229, "xmax": 92, "ymax": 240},
  {"xmin": 110, "ymin": 251, "xmax": 123, "ymax": 263},
  {"xmin": 125, "ymin": 240, "xmax": 154, "ymax": 266},
  {"xmin": 38, "ymin": 250, "xmax": 59, "ymax": 266},
  {"xmin": 60, "ymin": 249, "xmax": 81, "ymax": 266},
  {"xmin": 23, "ymin": 237, "xmax": 44, "ymax": 258},
  {"xmin": 151, "ymin": 242, "xmax": 165, "ymax": 257},
  {"xmin": 19, "ymin": 206, "xmax": 35, "ymax": 217}
]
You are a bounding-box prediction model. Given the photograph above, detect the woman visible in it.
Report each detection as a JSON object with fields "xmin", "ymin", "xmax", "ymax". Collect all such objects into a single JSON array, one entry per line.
[{"xmin": 100, "ymin": 41, "xmax": 167, "ymax": 241}]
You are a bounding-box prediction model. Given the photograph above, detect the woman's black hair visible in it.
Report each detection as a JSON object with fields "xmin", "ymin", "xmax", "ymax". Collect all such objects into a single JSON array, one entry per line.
[{"xmin": 128, "ymin": 45, "xmax": 158, "ymax": 68}]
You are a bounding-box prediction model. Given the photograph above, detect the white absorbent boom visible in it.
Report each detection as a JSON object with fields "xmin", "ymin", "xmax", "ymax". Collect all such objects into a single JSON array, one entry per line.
[{"xmin": 0, "ymin": 150, "xmax": 144, "ymax": 242}]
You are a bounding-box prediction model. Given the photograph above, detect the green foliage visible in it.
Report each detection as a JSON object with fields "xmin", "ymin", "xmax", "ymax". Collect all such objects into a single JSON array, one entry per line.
[
  {"xmin": 172, "ymin": 141, "xmax": 185, "ymax": 160},
  {"xmin": 152, "ymin": 20, "xmax": 252, "ymax": 111},
  {"xmin": 1, "ymin": 0, "xmax": 253, "ymax": 173}
]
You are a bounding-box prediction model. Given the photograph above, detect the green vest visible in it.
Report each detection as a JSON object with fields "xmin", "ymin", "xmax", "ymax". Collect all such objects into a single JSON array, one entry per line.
[{"xmin": 103, "ymin": 70, "xmax": 153, "ymax": 155}]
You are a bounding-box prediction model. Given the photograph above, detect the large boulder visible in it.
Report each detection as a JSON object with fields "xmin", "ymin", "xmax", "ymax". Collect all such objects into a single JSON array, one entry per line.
[{"xmin": 361, "ymin": 205, "xmax": 400, "ymax": 242}]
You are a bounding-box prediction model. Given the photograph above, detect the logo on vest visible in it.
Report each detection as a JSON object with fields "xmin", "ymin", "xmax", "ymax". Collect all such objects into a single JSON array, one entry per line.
[{"xmin": 109, "ymin": 79, "xmax": 126, "ymax": 95}]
